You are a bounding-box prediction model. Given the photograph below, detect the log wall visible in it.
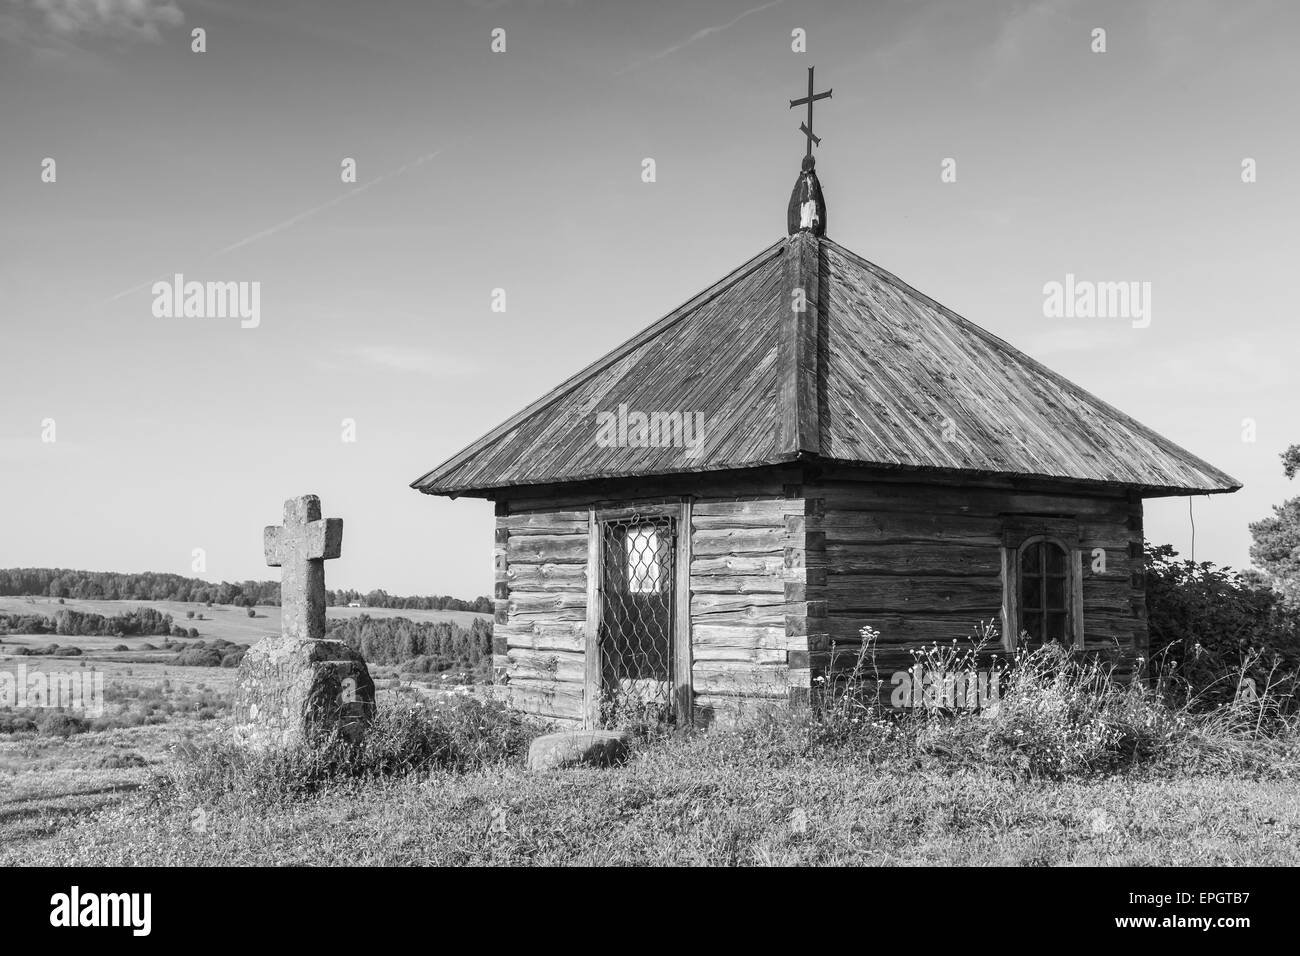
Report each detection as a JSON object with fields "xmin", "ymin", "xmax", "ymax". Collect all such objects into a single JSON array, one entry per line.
[
  {"xmin": 492, "ymin": 470, "xmax": 1148, "ymax": 725},
  {"xmin": 494, "ymin": 502, "xmax": 589, "ymax": 722},
  {"xmin": 497, "ymin": 472, "xmax": 803, "ymax": 727},
  {"xmin": 811, "ymin": 479, "xmax": 1147, "ymax": 682}
]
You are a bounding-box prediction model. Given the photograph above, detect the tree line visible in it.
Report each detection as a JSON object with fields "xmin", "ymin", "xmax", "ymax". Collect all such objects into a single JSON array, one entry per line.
[
  {"xmin": 0, "ymin": 606, "xmax": 181, "ymax": 637},
  {"xmin": 325, "ymin": 614, "xmax": 493, "ymax": 680},
  {"xmin": 0, "ymin": 568, "xmax": 490, "ymax": 613}
]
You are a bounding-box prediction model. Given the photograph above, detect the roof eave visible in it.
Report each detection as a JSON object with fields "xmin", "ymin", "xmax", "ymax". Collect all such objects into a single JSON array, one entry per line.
[{"xmin": 415, "ymin": 453, "xmax": 1241, "ymax": 500}]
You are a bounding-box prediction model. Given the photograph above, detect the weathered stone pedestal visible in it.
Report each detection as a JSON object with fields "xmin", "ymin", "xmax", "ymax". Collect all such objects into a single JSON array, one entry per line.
[
  {"xmin": 233, "ymin": 635, "xmax": 375, "ymax": 748},
  {"xmin": 231, "ymin": 494, "xmax": 376, "ymax": 749}
]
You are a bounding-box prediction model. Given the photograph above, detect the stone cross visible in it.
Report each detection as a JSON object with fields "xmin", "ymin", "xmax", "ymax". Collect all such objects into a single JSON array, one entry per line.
[{"xmin": 264, "ymin": 494, "xmax": 342, "ymax": 641}]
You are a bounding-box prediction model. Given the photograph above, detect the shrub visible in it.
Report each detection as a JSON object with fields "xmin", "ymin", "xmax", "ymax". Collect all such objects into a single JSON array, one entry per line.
[
  {"xmin": 186, "ymin": 611, "xmax": 195, "ymax": 620},
  {"xmin": 174, "ymin": 647, "xmax": 223, "ymax": 667},
  {"xmin": 113, "ymin": 644, "xmax": 130, "ymax": 652},
  {"xmin": 97, "ymin": 752, "xmax": 148, "ymax": 769},
  {"xmin": 1145, "ymin": 543, "xmax": 1300, "ymax": 710},
  {"xmin": 801, "ymin": 620, "xmax": 1300, "ymax": 781},
  {"xmin": 247, "ymin": 608, "xmax": 256, "ymax": 618},
  {"xmin": 161, "ymin": 696, "xmax": 539, "ymax": 804},
  {"xmin": 0, "ymin": 715, "xmax": 37, "ymax": 734},
  {"xmin": 39, "ymin": 712, "xmax": 89, "ymax": 738}
]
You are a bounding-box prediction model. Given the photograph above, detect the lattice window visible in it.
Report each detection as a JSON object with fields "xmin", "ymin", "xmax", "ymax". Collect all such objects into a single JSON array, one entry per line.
[{"xmin": 625, "ymin": 526, "xmax": 662, "ymax": 594}]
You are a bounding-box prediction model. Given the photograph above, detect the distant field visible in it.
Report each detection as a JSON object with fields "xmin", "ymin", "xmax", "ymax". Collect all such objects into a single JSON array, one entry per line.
[{"xmin": 0, "ymin": 595, "xmax": 489, "ymax": 645}]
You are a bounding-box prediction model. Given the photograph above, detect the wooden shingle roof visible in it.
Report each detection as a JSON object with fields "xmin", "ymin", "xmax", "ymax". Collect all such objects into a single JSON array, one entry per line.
[{"xmin": 412, "ymin": 233, "xmax": 1240, "ymax": 498}]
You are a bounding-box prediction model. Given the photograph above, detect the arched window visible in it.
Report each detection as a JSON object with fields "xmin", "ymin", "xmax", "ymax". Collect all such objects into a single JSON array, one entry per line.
[
  {"xmin": 1000, "ymin": 522, "xmax": 1084, "ymax": 651},
  {"xmin": 1019, "ymin": 538, "xmax": 1070, "ymax": 644}
]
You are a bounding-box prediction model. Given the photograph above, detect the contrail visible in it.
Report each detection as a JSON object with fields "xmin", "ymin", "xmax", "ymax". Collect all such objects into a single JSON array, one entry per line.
[
  {"xmin": 215, "ymin": 148, "xmax": 445, "ymax": 256},
  {"xmin": 617, "ymin": 0, "xmax": 784, "ymax": 75},
  {"xmin": 104, "ymin": 145, "xmax": 455, "ymax": 303}
]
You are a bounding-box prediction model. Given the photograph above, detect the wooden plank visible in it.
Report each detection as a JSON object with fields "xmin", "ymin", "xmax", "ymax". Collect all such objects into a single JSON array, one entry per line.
[
  {"xmin": 691, "ymin": 592, "xmax": 790, "ymax": 617},
  {"xmin": 692, "ymin": 663, "xmax": 790, "ymax": 696},
  {"xmin": 822, "ymin": 511, "xmax": 1002, "ymax": 545},
  {"xmin": 825, "ymin": 577, "xmax": 1002, "ymax": 614},
  {"xmin": 506, "ymin": 649, "xmax": 585, "ymax": 683},
  {"xmin": 1000, "ymin": 546, "xmax": 1017, "ymax": 650},
  {"xmin": 595, "ymin": 502, "xmax": 682, "ymax": 522},
  {"xmin": 692, "ymin": 528, "xmax": 785, "ymax": 556},
  {"xmin": 693, "ymin": 625, "xmax": 787, "ymax": 648},
  {"xmin": 494, "ymin": 516, "xmax": 510, "ymax": 649},
  {"xmin": 817, "ymin": 481, "xmax": 1130, "ymax": 518},
  {"xmin": 507, "ymin": 534, "xmax": 588, "ymax": 563},
  {"xmin": 689, "ymin": 575, "xmax": 785, "ymax": 595},
  {"xmin": 693, "ymin": 645, "xmax": 786, "ymax": 664},
  {"xmin": 691, "ymin": 555, "xmax": 785, "ymax": 577},
  {"xmin": 776, "ymin": 230, "xmax": 820, "ymax": 455},
  {"xmin": 583, "ymin": 508, "xmax": 601, "ymax": 729},
  {"xmin": 500, "ymin": 471, "xmax": 792, "ymax": 514},
  {"xmin": 675, "ymin": 498, "xmax": 693, "ymax": 725},
  {"xmin": 498, "ymin": 623, "xmax": 585, "ymax": 652},
  {"xmin": 824, "ymin": 543, "xmax": 1001, "ymax": 576},
  {"xmin": 693, "ymin": 513, "xmax": 792, "ymax": 530},
  {"xmin": 504, "ymin": 679, "xmax": 585, "ymax": 720},
  {"xmin": 502, "ymin": 512, "xmax": 589, "ymax": 535},
  {"xmin": 1071, "ymin": 548, "xmax": 1086, "ymax": 650},
  {"xmin": 692, "ymin": 500, "xmax": 789, "ymax": 517},
  {"xmin": 506, "ymin": 563, "xmax": 587, "ymax": 591},
  {"xmin": 507, "ymin": 593, "xmax": 586, "ymax": 625},
  {"xmin": 826, "ymin": 612, "xmax": 1006, "ymax": 645}
]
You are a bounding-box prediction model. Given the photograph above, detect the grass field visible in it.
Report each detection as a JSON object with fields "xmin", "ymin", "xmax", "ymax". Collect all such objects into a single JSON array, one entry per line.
[
  {"xmin": 1, "ymin": 610, "xmax": 1296, "ymax": 867},
  {"xmin": 0, "ymin": 655, "xmax": 475, "ymax": 854},
  {"xmin": 2, "ymin": 703, "xmax": 1298, "ymax": 866},
  {"xmin": 0, "ymin": 595, "xmax": 489, "ymax": 647}
]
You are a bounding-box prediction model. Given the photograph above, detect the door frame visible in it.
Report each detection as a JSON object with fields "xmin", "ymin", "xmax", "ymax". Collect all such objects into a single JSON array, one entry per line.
[{"xmin": 584, "ymin": 498, "xmax": 693, "ymax": 727}]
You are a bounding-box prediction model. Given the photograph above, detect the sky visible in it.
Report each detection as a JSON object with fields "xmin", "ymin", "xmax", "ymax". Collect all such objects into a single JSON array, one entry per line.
[{"xmin": 0, "ymin": 0, "xmax": 1296, "ymax": 599}]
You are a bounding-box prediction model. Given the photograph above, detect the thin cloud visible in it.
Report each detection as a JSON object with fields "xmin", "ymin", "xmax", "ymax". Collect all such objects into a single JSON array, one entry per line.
[
  {"xmin": 104, "ymin": 145, "xmax": 458, "ymax": 304},
  {"xmin": 617, "ymin": 0, "xmax": 784, "ymax": 75},
  {"xmin": 352, "ymin": 346, "xmax": 478, "ymax": 377},
  {"xmin": 29, "ymin": 0, "xmax": 183, "ymax": 42}
]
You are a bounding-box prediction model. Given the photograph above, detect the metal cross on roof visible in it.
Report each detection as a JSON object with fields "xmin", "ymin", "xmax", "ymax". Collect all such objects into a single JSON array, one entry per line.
[{"xmin": 789, "ymin": 65, "xmax": 832, "ymax": 159}]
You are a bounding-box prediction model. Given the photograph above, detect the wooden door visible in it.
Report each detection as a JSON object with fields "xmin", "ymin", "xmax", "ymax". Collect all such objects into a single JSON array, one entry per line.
[{"xmin": 585, "ymin": 501, "xmax": 692, "ymax": 728}]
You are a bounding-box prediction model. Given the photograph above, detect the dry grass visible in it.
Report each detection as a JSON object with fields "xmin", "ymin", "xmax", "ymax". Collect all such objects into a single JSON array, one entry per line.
[
  {"xmin": 1, "ymin": 639, "xmax": 1297, "ymax": 866},
  {"xmin": 5, "ymin": 723, "xmax": 1299, "ymax": 866}
]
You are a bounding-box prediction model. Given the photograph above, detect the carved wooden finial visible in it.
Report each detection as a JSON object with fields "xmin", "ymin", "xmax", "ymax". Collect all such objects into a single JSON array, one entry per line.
[{"xmin": 787, "ymin": 155, "xmax": 827, "ymax": 236}]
